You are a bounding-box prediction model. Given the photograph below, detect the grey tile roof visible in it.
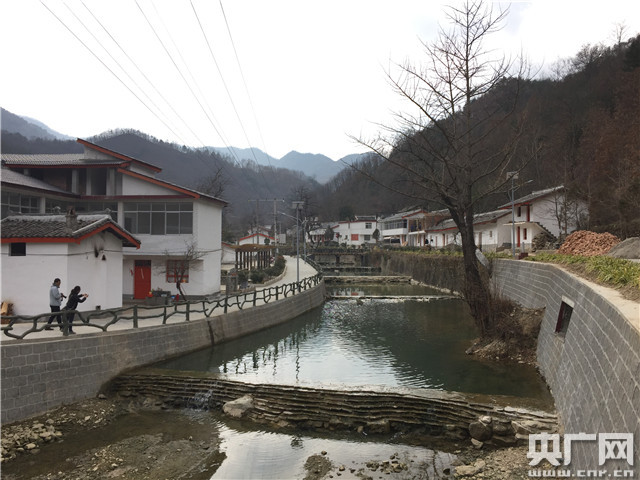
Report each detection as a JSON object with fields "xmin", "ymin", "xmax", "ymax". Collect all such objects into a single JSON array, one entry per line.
[
  {"xmin": 1, "ymin": 168, "xmax": 71, "ymax": 194},
  {"xmin": 1, "ymin": 153, "xmax": 102, "ymax": 166},
  {"xmin": 498, "ymin": 186, "xmax": 564, "ymax": 209},
  {"xmin": 1, "ymin": 214, "xmax": 139, "ymax": 247}
]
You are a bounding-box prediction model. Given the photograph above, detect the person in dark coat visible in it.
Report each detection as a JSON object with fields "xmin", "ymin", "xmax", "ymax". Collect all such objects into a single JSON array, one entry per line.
[{"xmin": 63, "ymin": 286, "xmax": 88, "ymax": 334}]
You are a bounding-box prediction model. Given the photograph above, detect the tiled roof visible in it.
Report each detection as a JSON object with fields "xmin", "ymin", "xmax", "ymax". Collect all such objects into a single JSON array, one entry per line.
[
  {"xmin": 1, "ymin": 214, "xmax": 140, "ymax": 248},
  {"xmin": 0, "ymin": 153, "xmax": 116, "ymax": 166},
  {"xmin": 1, "ymin": 168, "xmax": 71, "ymax": 194},
  {"xmin": 498, "ymin": 186, "xmax": 564, "ymax": 209}
]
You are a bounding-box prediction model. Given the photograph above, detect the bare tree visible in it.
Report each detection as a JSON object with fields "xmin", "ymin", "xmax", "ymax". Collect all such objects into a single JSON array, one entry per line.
[
  {"xmin": 159, "ymin": 242, "xmax": 206, "ymax": 301},
  {"xmin": 195, "ymin": 165, "xmax": 229, "ymax": 199},
  {"xmin": 353, "ymin": 0, "xmax": 537, "ymax": 335}
]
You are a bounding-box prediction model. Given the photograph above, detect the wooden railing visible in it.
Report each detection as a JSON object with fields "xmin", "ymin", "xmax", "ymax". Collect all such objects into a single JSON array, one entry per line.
[{"xmin": 1, "ymin": 273, "xmax": 323, "ymax": 340}]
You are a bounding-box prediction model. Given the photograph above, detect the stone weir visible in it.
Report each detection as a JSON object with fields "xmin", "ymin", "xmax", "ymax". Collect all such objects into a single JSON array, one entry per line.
[
  {"xmin": 324, "ymin": 275, "xmax": 413, "ymax": 284},
  {"xmin": 108, "ymin": 368, "xmax": 557, "ymax": 446}
]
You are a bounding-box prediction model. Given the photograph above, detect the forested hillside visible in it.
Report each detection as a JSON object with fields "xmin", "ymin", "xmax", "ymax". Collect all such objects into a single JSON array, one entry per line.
[
  {"xmin": 316, "ymin": 35, "xmax": 640, "ymax": 237},
  {"xmin": 2, "ymin": 36, "xmax": 638, "ymax": 238}
]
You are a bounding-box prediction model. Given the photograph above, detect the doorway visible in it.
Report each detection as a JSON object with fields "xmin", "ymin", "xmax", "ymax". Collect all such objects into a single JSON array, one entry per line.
[{"xmin": 134, "ymin": 260, "xmax": 152, "ymax": 299}]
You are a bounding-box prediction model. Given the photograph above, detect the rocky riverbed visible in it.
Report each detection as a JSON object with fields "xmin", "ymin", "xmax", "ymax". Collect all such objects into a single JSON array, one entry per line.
[{"xmin": 1, "ymin": 395, "xmax": 540, "ymax": 479}]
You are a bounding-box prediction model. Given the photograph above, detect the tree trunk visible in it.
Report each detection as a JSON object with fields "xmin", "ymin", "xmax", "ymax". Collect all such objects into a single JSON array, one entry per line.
[{"xmin": 458, "ymin": 208, "xmax": 492, "ymax": 336}]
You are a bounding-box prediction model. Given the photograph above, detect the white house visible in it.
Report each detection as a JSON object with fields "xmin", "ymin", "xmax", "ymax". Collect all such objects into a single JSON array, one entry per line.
[
  {"xmin": 1, "ymin": 138, "xmax": 227, "ymax": 303},
  {"xmin": 379, "ymin": 208, "xmax": 423, "ymax": 245},
  {"xmin": 332, "ymin": 216, "xmax": 377, "ymax": 247},
  {"xmin": 497, "ymin": 186, "xmax": 586, "ymax": 251},
  {"xmin": 238, "ymin": 232, "xmax": 274, "ymax": 246},
  {"xmin": 1, "ymin": 211, "xmax": 140, "ymax": 315}
]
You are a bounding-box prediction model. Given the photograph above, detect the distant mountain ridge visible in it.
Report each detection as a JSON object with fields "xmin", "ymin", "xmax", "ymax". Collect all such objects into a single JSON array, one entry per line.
[
  {"xmin": 1, "ymin": 108, "xmax": 72, "ymax": 141},
  {"xmin": 1, "ymin": 107, "xmax": 363, "ymax": 184},
  {"xmin": 209, "ymin": 146, "xmax": 362, "ymax": 183}
]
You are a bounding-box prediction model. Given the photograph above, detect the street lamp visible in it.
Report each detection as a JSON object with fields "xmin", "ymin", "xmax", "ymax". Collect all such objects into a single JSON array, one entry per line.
[{"xmin": 291, "ymin": 202, "xmax": 304, "ymax": 286}]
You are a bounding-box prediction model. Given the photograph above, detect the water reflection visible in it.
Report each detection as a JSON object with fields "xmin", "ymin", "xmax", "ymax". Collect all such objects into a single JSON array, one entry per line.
[{"xmin": 156, "ymin": 285, "xmax": 551, "ymax": 401}]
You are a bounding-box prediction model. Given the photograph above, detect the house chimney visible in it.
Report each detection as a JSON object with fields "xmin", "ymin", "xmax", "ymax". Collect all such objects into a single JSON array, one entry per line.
[{"xmin": 66, "ymin": 207, "xmax": 78, "ymax": 230}]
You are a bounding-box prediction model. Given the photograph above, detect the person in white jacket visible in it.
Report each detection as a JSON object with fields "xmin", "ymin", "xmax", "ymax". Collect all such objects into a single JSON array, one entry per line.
[{"xmin": 45, "ymin": 278, "xmax": 66, "ymax": 330}]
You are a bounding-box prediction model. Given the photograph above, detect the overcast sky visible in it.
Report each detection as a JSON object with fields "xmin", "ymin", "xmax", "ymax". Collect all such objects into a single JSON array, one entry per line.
[{"xmin": 1, "ymin": 1, "xmax": 639, "ymax": 161}]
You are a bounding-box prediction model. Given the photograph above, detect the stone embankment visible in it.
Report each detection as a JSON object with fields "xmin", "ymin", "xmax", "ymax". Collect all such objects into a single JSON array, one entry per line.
[{"xmin": 109, "ymin": 369, "xmax": 557, "ymax": 447}]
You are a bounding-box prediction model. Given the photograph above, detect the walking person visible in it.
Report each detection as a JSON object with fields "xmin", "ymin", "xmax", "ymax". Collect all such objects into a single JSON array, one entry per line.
[
  {"xmin": 62, "ymin": 286, "xmax": 88, "ymax": 334},
  {"xmin": 45, "ymin": 278, "xmax": 66, "ymax": 330}
]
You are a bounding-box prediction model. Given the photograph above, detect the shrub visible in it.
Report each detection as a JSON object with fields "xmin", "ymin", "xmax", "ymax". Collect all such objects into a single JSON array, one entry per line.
[{"xmin": 528, "ymin": 253, "xmax": 640, "ymax": 289}]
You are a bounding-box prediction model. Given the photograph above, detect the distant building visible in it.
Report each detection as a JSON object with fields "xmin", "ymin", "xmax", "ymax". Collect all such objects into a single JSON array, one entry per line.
[{"xmin": 332, "ymin": 216, "xmax": 377, "ymax": 247}]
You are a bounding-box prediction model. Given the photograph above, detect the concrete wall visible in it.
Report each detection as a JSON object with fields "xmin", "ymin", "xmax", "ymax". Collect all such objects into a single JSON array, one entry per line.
[
  {"xmin": 376, "ymin": 251, "xmax": 640, "ymax": 470},
  {"xmin": 491, "ymin": 259, "xmax": 639, "ymax": 471},
  {"xmin": 0, "ymin": 281, "xmax": 325, "ymax": 424}
]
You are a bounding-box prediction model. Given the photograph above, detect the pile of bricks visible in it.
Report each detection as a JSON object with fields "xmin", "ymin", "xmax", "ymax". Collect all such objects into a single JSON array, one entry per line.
[{"xmin": 557, "ymin": 230, "xmax": 620, "ymax": 256}]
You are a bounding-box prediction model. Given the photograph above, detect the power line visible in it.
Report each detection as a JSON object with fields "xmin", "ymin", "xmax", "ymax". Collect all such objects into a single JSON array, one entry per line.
[
  {"xmin": 218, "ymin": 0, "xmax": 270, "ymax": 157},
  {"xmin": 134, "ymin": 0, "xmax": 242, "ymax": 166},
  {"xmin": 40, "ymin": 1, "xmax": 187, "ymax": 146},
  {"xmin": 191, "ymin": 0, "xmax": 276, "ymax": 196},
  {"xmin": 61, "ymin": 1, "xmax": 187, "ymax": 145},
  {"xmin": 79, "ymin": 0, "xmax": 205, "ymax": 147}
]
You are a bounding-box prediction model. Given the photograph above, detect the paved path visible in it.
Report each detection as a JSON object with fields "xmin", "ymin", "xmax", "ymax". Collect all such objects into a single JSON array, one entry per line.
[{"xmin": 0, "ymin": 256, "xmax": 319, "ymax": 343}]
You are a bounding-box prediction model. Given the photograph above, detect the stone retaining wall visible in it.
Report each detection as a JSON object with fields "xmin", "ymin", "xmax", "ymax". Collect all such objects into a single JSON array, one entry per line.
[
  {"xmin": 0, "ymin": 282, "xmax": 326, "ymax": 424},
  {"xmin": 109, "ymin": 369, "xmax": 557, "ymax": 444},
  {"xmin": 376, "ymin": 252, "xmax": 640, "ymax": 470}
]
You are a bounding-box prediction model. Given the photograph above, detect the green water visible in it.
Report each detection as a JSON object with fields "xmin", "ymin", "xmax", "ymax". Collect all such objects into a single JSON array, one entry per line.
[{"xmin": 157, "ymin": 285, "xmax": 552, "ymax": 401}]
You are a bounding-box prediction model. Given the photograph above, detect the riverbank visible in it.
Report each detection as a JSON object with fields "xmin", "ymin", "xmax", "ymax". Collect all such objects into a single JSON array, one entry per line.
[{"xmin": 1, "ymin": 396, "xmax": 537, "ymax": 479}]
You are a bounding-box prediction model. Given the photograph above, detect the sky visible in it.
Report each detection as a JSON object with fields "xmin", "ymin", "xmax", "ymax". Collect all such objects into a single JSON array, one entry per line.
[{"xmin": 1, "ymin": 1, "xmax": 639, "ymax": 161}]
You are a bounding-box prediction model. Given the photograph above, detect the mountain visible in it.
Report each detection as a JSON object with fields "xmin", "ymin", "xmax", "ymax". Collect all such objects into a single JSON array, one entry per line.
[
  {"xmin": 209, "ymin": 147, "xmax": 366, "ymax": 183},
  {"xmin": 1, "ymin": 108, "xmax": 72, "ymax": 141}
]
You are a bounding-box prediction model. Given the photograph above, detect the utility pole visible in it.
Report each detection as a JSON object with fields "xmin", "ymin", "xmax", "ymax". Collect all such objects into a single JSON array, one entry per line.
[{"xmin": 250, "ymin": 199, "xmax": 284, "ymax": 245}]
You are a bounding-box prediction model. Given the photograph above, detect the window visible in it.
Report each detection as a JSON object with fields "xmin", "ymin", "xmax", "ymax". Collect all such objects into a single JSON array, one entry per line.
[
  {"xmin": 554, "ymin": 298, "xmax": 574, "ymax": 335},
  {"xmin": 9, "ymin": 243, "xmax": 26, "ymax": 256},
  {"xmin": 166, "ymin": 260, "xmax": 189, "ymax": 283},
  {"xmin": 1, "ymin": 192, "xmax": 39, "ymax": 218},
  {"xmin": 46, "ymin": 201, "xmax": 117, "ymax": 220},
  {"xmin": 489, "ymin": 230, "xmax": 493, "ymax": 238},
  {"xmin": 124, "ymin": 202, "xmax": 193, "ymax": 235},
  {"xmin": 523, "ymin": 228, "xmax": 528, "ymax": 240},
  {"xmin": 364, "ymin": 235, "xmax": 371, "ymax": 241},
  {"xmin": 517, "ymin": 206, "xmax": 522, "ymax": 217},
  {"xmin": 351, "ymin": 234, "xmax": 359, "ymax": 241},
  {"xmin": 365, "ymin": 222, "xmax": 372, "ymax": 229}
]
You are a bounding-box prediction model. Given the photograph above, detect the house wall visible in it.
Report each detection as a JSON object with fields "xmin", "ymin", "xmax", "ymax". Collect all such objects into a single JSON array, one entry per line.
[
  {"xmin": 1, "ymin": 244, "xmax": 69, "ymax": 316},
  {"xmin": 1, "ymin": 234, "xmax": 125, "ymax": 316},
  {"xmin": 120, "ymin": 200, "xmax": 223, "ymax": 298},
  {"xmin": 335, "ymin": 221, "xmax": 377, "ymax": 246},
  {"xmin": 530, "ymin": 197, "xmax": 563, "ymax": 237}
]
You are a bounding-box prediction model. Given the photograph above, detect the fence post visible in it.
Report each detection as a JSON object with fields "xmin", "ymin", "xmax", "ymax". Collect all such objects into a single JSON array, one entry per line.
[
  {"xmin": 253, "ymin": 290, "xmax": 257, "ymax": 307},
  {"xmin": 186, "ymin": 302, "xmax": 190, "ymax": 322},
  {"xmin": 275, "ymin": 285, "xmax": 279, "ymax": 301},
  {"xmin": 133, "ymin": 305, "xmax": 138, "ymax": 328},
  {"xmin": 163, "ymin": 305, "xmax": 168, "ymax": 325},
  {"xmin": 224, "ymin": 295, "xmax": 228, "ymax": 313}
]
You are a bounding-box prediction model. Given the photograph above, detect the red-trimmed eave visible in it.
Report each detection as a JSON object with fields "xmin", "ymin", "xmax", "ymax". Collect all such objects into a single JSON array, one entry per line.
[
  {"xmin": 238, "ymin": 233, "xmax": 274, "ymax": 242},
  {"xmin": 118, "ymin": 168, "xmax": 200, "ymax": 198},
  {"xmin": 77, "ymin": 138, "xmax": 162, "ymax": 173},
  {"xmin": 499, "ymin": 201, "xmax": 533, "ymax": 210},
  {"xmin": 2, "ymin": 225, "xmax": 140, "ymax": 249},
  {"xmin": 3, "ymin": 162, "xmax": 128, "ymax": 170}
]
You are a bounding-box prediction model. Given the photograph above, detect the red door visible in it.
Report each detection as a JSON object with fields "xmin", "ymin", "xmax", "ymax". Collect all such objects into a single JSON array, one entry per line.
[{"xmin": 134, "ymin": 260, "xmax": 151, "ymax": 299}]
